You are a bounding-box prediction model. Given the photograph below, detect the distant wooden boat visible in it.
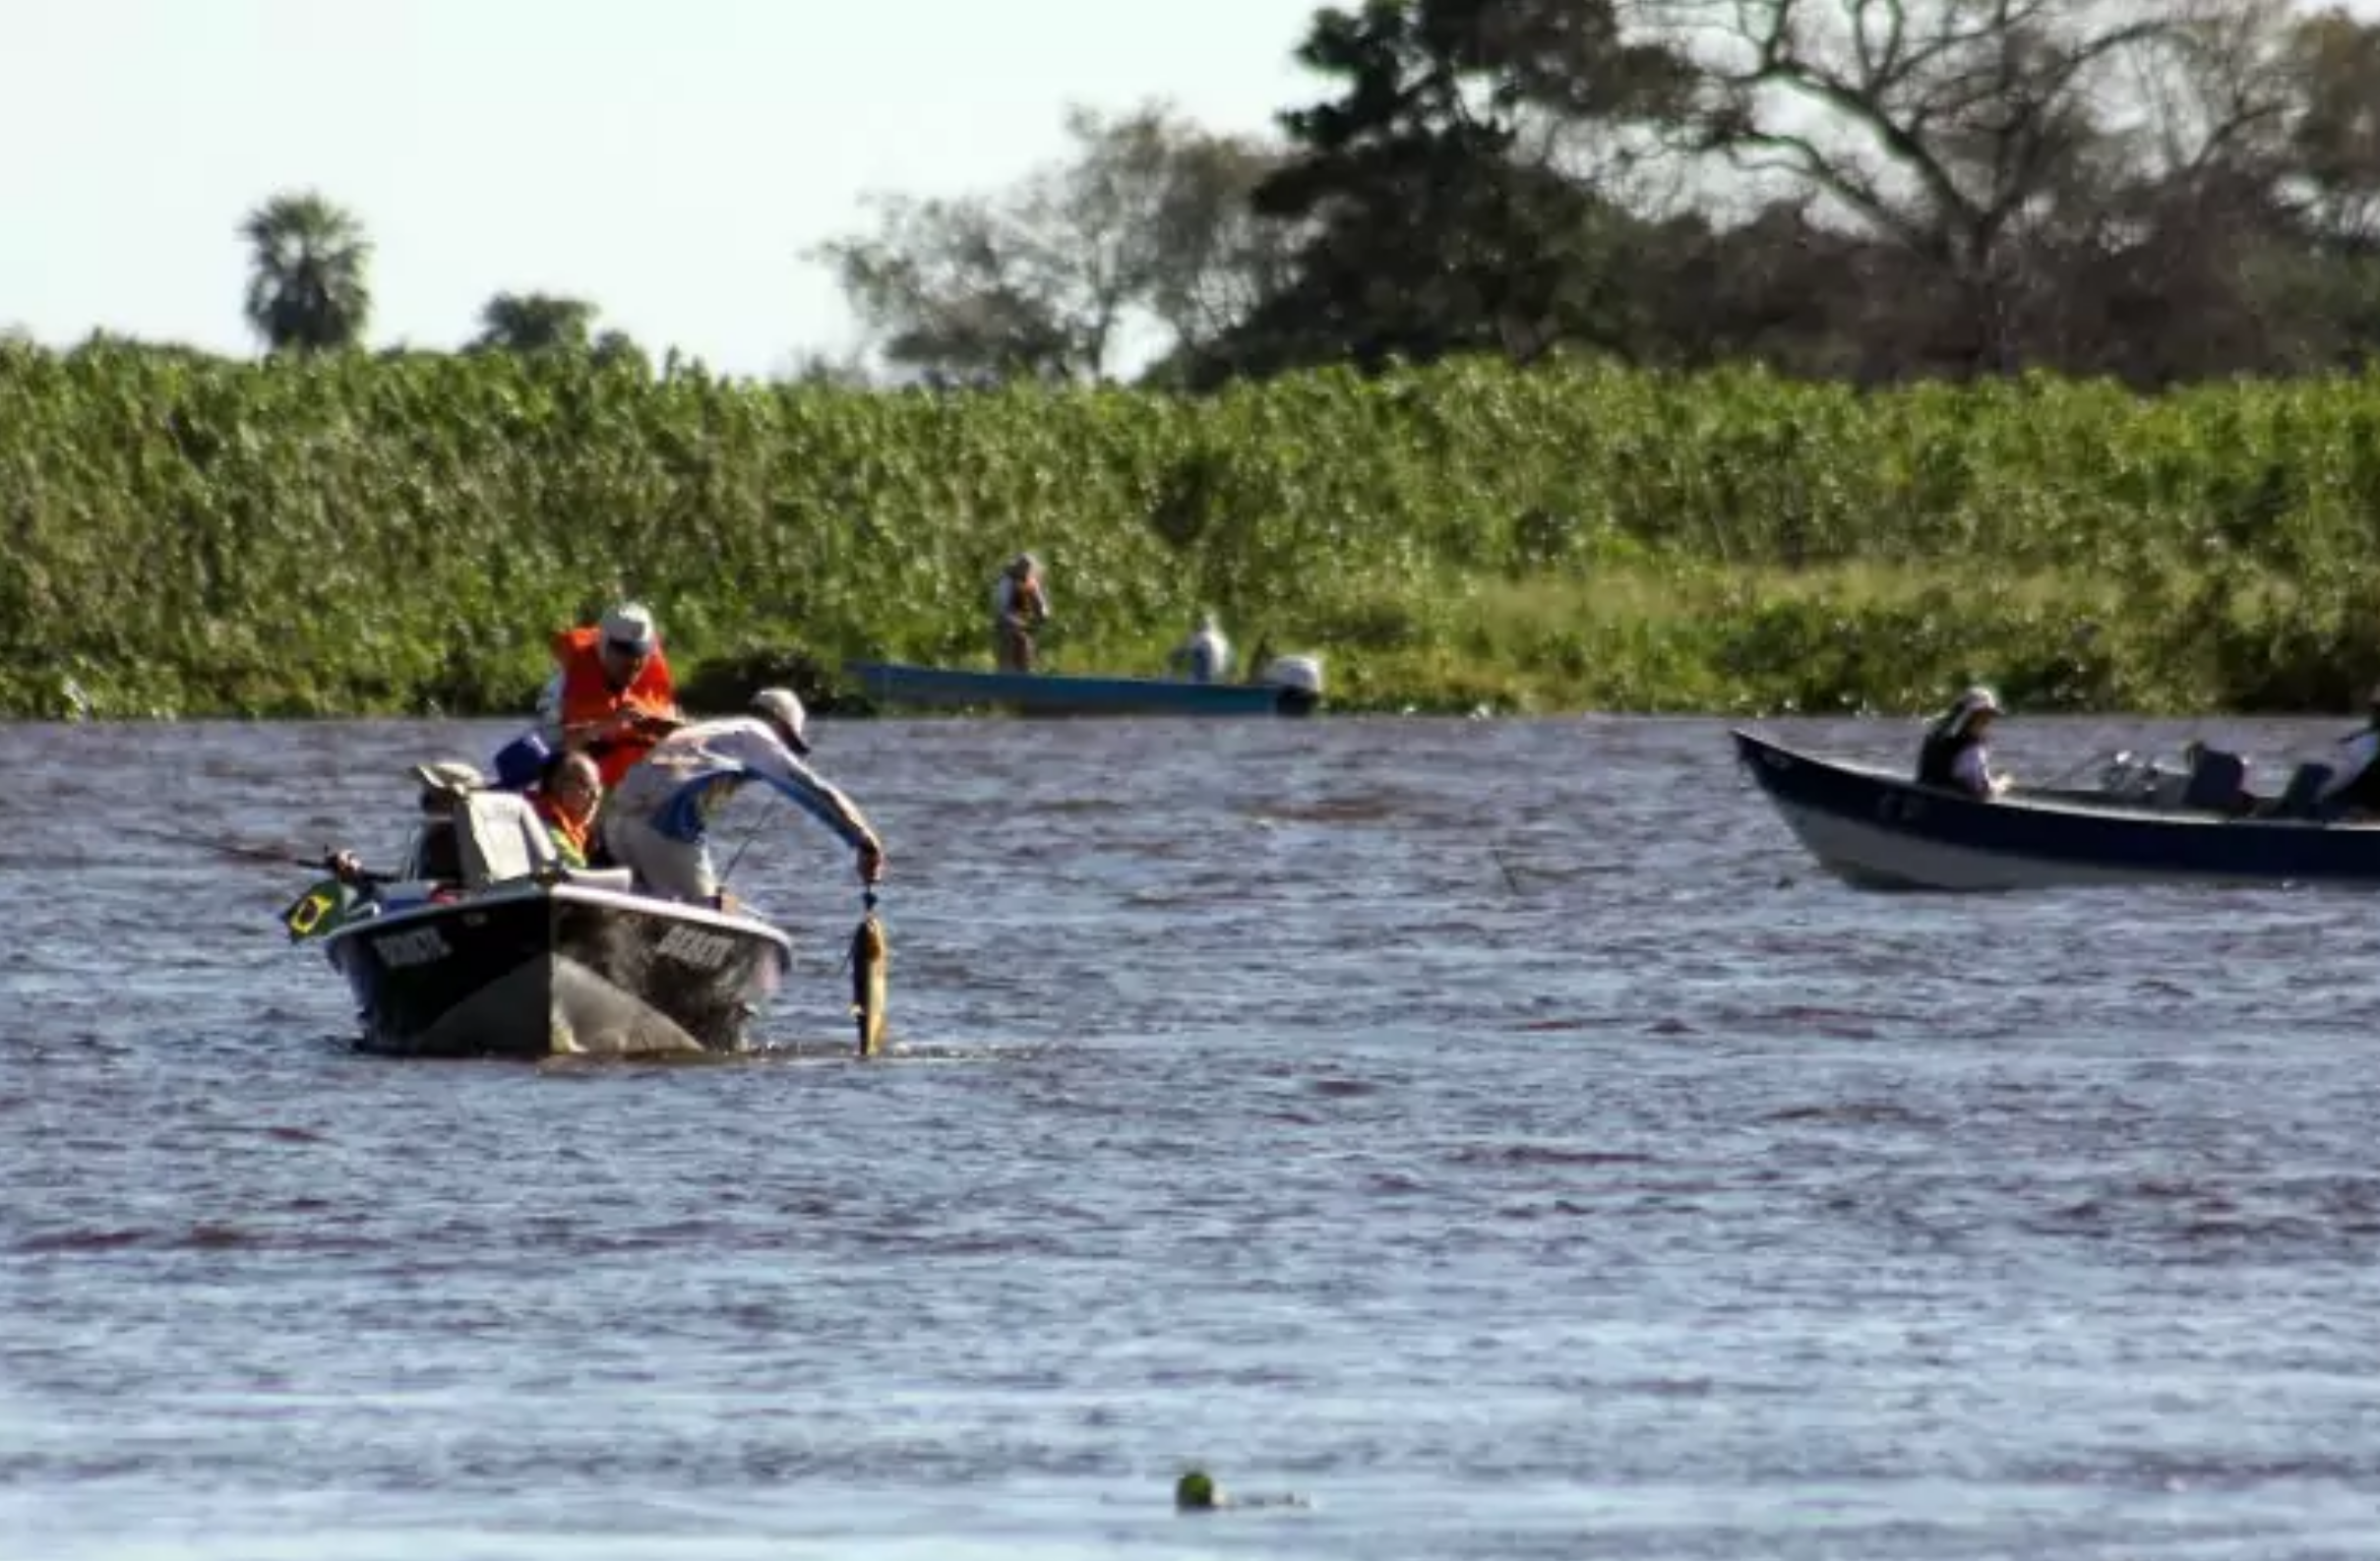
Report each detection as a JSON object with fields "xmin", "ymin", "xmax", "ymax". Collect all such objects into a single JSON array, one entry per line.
[
  {"xmin": 1734, "ymin": 727, "xmax": 2380, "ymax": 892},
  {"xmin": 845, "ymin": 655, "xmax": 1324, "ymax": 717}
]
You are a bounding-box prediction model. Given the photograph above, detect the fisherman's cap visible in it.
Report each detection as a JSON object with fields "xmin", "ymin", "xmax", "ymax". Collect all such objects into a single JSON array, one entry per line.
[
  {"xmin": 751, "ymin": 687, "xmax": 812, "ymax": 755},
  {"xmin": 409, "ymin": 759, "xmax": 487, "ymax": 794},
  {"xmin": 600, "ymin": 602, "xmax": 658, "ymax": 656}
]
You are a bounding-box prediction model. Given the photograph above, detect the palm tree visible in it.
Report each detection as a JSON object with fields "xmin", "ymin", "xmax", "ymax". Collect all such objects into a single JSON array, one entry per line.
[{"xmin": 240, "ymin": 191, "xmax": 372, "ymax": 353}]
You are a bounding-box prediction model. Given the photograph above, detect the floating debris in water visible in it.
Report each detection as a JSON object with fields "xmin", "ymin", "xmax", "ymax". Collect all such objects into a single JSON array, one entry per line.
[{"xmin": 1174, "ymin": 1468, "xmax": 1310, "ymax": 1513}]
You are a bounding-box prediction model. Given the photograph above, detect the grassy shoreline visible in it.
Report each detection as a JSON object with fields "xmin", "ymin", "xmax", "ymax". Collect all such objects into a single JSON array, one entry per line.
[{"xmin": 7, "ymin": 344, "xmax": 2380, "ymax": 720}]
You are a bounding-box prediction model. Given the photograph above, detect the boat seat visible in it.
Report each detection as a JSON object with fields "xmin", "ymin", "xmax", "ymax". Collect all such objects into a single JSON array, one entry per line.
[
  {"xmin": 2181, "ymin": 748, "xmax": 2248, "ymax": 811},
  {"xmin": 404, "ymin": 819, "xmax": 465, "ymax": 884},
  {"xmin": 457, "ymin": 791, "xmax": 561, "ymax": 888},
  {"xmin": 2273, "ymin": 761, "xmax": 2337, "ymax": 820}
]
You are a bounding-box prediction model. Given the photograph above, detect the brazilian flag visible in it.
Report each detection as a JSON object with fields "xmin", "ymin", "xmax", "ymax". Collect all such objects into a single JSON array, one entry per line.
[{"xmin": 279, "ymin": 877, "xmax": 355, "ymax": 942}]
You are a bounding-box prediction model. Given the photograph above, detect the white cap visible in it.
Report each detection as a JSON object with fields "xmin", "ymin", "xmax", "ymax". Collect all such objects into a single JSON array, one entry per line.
[
  {"xmin": 410, "ymin": 759, "xmax": 486, "ymax": 793},
  {"xmin": 1943, "ymin": 685, "xmax": 2002, "ymax": 741},
  {"xmin": 409, "ymin": 759, "xmax": 486, "ymax": 811},
  {"xmin": 600, "ymin": 602, "xmax": 657, "ymax": 655},
  {"xmin": 751, "ymin": 687, "xmax": 811, "ymax": 754}
]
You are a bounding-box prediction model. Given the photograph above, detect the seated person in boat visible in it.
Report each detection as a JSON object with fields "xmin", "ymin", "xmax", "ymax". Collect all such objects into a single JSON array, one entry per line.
[
  {"xmin": 2317, "ymin": 683, "xmax": 2380, "ymax": 816},
  {"xmin": 538, "ymin": 600, "xmax": 684, "ymax": 789},
  {"xmin": 599, "ymin": 688, "xmax": 885, "ymax": 908},
  {"xmin": 325, "ymin": 760, "xmax": 485, "ymax": 888},
  {"xmin": 1915, "ymin": 685, "xmax": 2011, "ymax": 799},
  {"xmin": 1168, "ymin": 611, "xmax": 1232, "ymax": 685},
  {"xmin": 493, "ymin": 733, "xmax": 608, "ymax": 868},
  {"xmin": 990, "ymin": 553, "xmax": 1050, "ymax": 673},
  {"xmin": 529, "ymin": 750, "xmax": 603, "ymax": 869}
]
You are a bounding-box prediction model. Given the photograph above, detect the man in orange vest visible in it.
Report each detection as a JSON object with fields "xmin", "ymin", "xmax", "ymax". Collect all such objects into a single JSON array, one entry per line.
[{"xmin": 539, "ymin": 601, "xmax": 683, "ymax": 789}]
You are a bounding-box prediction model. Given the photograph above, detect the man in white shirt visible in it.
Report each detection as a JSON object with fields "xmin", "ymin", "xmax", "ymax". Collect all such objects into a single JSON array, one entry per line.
[
  {"xmin": 1914, "ymin": 685, "xmax": 2010, "ymax": 799},
  {"xmin": 1168, "ymin": 612, "xmax": 1232, "ymax": 684},
  {"xmin": 599, "ymin": 688, "xmax": 885, "ymax": 906}
]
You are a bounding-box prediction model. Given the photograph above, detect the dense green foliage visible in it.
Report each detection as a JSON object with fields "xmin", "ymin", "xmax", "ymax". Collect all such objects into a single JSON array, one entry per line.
[{"xmin": 8, "ymin": 341, "xmax": 2380, "ymax": 719}]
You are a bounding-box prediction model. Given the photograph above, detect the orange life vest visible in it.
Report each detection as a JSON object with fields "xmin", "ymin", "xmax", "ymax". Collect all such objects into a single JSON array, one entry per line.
[
  {"xmin": 531, "ymin": 792, "xmax": 593, "ymax": 868},
  {"xmin": 550, "ymin": 625, "xmax": 679, "ymax": 788}
]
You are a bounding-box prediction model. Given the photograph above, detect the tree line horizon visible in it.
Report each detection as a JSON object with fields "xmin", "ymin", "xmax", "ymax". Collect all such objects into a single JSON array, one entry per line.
[{"xmin": 23, "ymin": 0, "xmax": 2380, "ymax": 392}]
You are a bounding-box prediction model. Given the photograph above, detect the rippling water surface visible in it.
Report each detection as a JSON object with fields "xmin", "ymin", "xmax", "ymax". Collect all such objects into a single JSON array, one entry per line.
[{"xmin": 8, "ymin": 712, "xmax": 2380, "ymax": 1560}]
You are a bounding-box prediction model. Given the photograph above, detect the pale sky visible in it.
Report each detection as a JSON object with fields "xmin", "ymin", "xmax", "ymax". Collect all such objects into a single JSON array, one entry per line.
[{"xmin": 0, "ymin": 0, "xmax": 1318, "ymax": 377}]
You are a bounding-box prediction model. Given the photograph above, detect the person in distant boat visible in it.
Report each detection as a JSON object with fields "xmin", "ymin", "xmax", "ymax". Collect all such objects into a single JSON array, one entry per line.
[
  {"xmin": 540, "ymin": 600, "xmax": 683, "ymax": 789},
  {"xmin": 2317, "ymin": 682, "xmax": 2380, "ymax": 816},
  {"xmin": 599, "ymin": 687, "xmax": 885, "ymax": 907},
  {"xmin": 990, "ymin": 553, "xmax": 1051, "ymax": 673},
  {"xmin": 529, "ymin": 750, "xmax": 603, "ymax": 869},
  {"xmin": 1915, "ymin": 685, "xmax": 2011, "ymax": 799},
  {"xmin": 1168, "ymin": 611, "xmax": 1232, "ymax": 685}
]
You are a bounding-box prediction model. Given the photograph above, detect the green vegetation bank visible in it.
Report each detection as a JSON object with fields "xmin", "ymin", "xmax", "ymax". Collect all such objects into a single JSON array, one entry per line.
[{"xmin": 7, "ymin": 341, "xmax": 2380, "ymax": 721}]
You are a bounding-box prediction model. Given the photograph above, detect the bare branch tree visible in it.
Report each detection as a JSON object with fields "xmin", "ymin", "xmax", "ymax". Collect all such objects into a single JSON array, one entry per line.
[{"xmin": 1633, "ymin": 0, "xmax": 2208, "ymax": 367}]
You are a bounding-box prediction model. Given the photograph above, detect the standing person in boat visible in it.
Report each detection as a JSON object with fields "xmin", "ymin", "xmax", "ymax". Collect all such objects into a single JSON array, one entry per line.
[
  {"xmin": 2316, "ymin": 682, "xmax": 2380, "ymax": 815},
  {"xmin": 599, "ymin": 688, "xmax": 885, "ymax": 908},
  {"xmin": 1167, "ymin": 610, "xmax": 1232, "ymax": 685},
  {"xmin": 539, "ymin": 601, "xmax": 684, "ymax": 789},
  {"xmin": 1915, "ymin": 685, "xmax": 2012, "ymax": 799},
  {"xmin": 990, "ymin": 553, "xmax": 1051, "ymax": 673}
]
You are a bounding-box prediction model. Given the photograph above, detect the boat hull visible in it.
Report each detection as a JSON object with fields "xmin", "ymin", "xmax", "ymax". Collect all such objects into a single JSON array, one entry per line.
[
  {"xmin": 321, "ymin": 883, "xmax": 794, "ymax": 1057},
  {"xmin": 846, "ymin": 660, "xmax": 1315, "ymax": 717},
  {"xmin": 1734, "ymin": 728, "xmax": 2380, "ymax": 892}
]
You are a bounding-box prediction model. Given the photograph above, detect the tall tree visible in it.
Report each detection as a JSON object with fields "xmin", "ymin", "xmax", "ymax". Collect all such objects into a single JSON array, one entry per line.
[
  {"xmin": 239, "ymin": 191, "xmax": 372, "ymax": 353},
  {"xmin": 1638, "ymin": 0, "xmax": 2277, "ymax": 373},
  {"xmin": 470, "ymin": 291, "xmax": 598, "ymax": 354},
  {"xmin": 1191, "ymin": 0, "xmax": 1695, "ymax": 384},
  {"xmin": 2285, "ymin": 5, "xmax": 2380, "ymax": 249},
  {"xmin": 812, "ymin": 101, "xmax": 1290, "ymax": 385}
]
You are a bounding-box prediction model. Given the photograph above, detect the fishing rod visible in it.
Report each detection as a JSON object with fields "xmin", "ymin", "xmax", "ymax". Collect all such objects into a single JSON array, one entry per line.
[{"xmin": 124, "ymin": 823, "xmax": 393, "ymax": 883}]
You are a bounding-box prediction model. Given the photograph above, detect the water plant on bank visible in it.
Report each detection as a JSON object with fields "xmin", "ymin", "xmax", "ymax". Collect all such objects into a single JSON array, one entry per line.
[{"xmin": 7, "ymin": 339, "xmax": 2380, "ymax": 719}]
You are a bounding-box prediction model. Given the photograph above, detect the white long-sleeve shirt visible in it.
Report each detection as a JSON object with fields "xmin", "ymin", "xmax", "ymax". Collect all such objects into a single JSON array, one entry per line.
[
  {"xmin": 609, "ymin": 716, "xmax": 875, "ymax": 848},
  {"xmin": 1171, "ymin": 627, "xmax": 1232, "ymax": 684},
  {"xmin": 1948, "ymin": 743, "xmax": 1996, "ymax": 797}
]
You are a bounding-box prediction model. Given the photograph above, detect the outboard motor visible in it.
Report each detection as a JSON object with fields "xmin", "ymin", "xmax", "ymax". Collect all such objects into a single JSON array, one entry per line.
[
  {"xmin": 2097, "ymin": 750, "xmax": 2159, "ymax": 802},
  {"xmin": 1257, "ymin": 654, "xmax": 1325, "ymax": 715}
]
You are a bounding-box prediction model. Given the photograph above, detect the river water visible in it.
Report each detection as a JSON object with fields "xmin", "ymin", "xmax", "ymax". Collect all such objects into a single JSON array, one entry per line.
[{"xmin": 7, "ymin": 712, "xmax": 2380, "ymax": 1560}]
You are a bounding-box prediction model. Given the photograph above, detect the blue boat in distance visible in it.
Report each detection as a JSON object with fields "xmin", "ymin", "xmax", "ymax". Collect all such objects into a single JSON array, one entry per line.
[{"xmin": 845, "ymin": 655, "xmax": 1324, "ymax": 718}]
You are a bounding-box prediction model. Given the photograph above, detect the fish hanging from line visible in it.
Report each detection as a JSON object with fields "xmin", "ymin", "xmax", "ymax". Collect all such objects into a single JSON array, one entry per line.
[{"xmin": 850, "ymin": 891, "xmax": 887, "ymax": 1057}]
